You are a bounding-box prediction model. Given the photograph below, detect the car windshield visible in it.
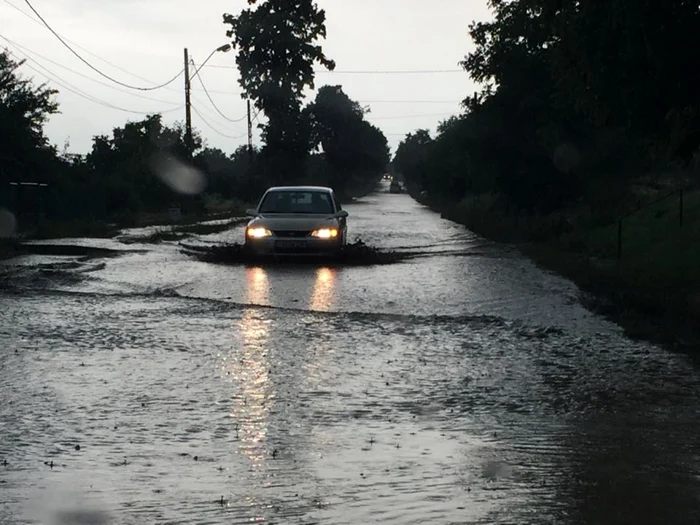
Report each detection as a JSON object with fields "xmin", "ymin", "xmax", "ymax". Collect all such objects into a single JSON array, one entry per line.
[{"xmin": 258, "ymin": 190, "xmax": 335, "ymax": 214}]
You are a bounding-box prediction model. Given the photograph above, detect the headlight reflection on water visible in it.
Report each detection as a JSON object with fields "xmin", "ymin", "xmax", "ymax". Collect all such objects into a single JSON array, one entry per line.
[
  {"xmin": 231, "ymin": 309, "xmax": 273, "ymax": 467},
  {"xmin": 309, "ymin": 267, "xmax": 337, "ymax": 311},
  {"xmin": 223, "ymin": 267, "xmax": 273, "ymax": 466}
]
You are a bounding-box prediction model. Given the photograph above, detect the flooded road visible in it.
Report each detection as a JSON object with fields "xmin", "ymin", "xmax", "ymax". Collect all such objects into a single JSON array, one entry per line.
[{"xmin": 2, "ymin": 183, "xmax": 700, "ymax": 524}]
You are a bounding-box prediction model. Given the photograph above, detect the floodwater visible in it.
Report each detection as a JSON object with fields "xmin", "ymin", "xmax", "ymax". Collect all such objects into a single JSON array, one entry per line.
[{"xmin": 2, "ymin": 182, "xmax": 700, "ymax": 525}]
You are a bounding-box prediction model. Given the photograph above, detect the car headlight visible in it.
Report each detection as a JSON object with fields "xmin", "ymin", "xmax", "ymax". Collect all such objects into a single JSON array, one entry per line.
[
  {"xmin": 247, "ymin": 227, "xmax": 272, "ymax": 239},
  {"xmin": 311, "ymin": 228, "xmax": 339, "ymax": 239}
]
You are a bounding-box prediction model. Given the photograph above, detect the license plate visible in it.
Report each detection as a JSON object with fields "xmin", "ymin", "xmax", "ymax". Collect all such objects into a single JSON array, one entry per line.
[{"xmin": 275, "ymin": 240, "xmax": 306, "ymax": 250}]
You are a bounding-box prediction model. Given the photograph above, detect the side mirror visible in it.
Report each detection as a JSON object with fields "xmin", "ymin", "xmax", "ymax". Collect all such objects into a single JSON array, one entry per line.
[
  {"xmin": 336, "ymin": 210, "xmax": 349, "ymax": 218},
  {"xmin": 245, "ymin": 209, "xmax": 258, "ymax": 217}
]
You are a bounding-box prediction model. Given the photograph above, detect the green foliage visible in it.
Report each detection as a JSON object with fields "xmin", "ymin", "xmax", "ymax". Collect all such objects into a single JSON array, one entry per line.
[
  {"xmin": 393, "ymin": 129, "xmax": 433, "ymax": 193},
  {"xmin": 305, "ymin": 85, "xmax": 389, "ymax": 197},
  {"xmin": 388, "ymin": 0, "xmax": 700, "ymax": 347},
  {"xmin": 396, "ymin": 0, "xmax": 700, "ymax": 218},
  {"xmin": 194, "ymin": 145, "xmax": 260, "ymax": 203},
  {"xmin": 223, "ymin": 0, "xmax": 335, "ymax": 181},
  {"xmin": 3, "ymin": 3, "xmax": 388, "ymax": 236},
  {"xmin": 82, "ymin": 115, "xmax": 195, "ymax": 216},
  {"xmin": 0, "ymin": 49, "xmax": 58, "ymax": 192}
]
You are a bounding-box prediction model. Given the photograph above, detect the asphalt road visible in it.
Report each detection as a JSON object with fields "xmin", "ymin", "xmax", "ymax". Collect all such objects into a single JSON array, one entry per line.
[{"xmin": 1, "ymin": 182, "xmax": 700, "ymax": 525}]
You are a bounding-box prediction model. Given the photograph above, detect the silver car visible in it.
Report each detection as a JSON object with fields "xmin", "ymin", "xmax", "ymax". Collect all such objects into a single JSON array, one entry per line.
[{"xmin": 244, "ymin": 186, "xmax": 349, "ymax": 256}]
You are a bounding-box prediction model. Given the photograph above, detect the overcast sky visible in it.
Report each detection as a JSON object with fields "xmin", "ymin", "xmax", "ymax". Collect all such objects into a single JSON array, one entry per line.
[{"xmin": 2, "ymin": 0, "xmax": 492, "ymax": 155}]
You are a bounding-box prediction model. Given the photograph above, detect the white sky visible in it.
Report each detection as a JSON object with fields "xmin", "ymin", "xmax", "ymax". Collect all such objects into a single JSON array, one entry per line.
[{"xmin": 1, "ymin": 0, "xmax": 492, "ymax": 155}]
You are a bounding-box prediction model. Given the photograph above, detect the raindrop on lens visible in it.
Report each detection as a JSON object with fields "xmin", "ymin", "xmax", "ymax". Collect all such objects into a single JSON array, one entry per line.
[{"xmin": 0, "ymin": 208, "xmax": 17, "ymax": 238}]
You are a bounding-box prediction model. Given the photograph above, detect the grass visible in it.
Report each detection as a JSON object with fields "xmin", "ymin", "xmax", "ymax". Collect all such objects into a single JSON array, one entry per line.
[
  {"xmin": 30, "ymin": 219, "xmax": 121, "ymax": 240},
  {"xmin": 421, "ymin": 187, "xmax": 700, "ymax": 353},
  {"xmin": 173, "ymin": 218, "xmax": 248, "ymax": 236},
  {"xmin": 541, "ymin": 190, "xmax": 700, "ymax": 350},
  {"xmin": 438, "ymin": 194, "xmax": 574, "ymax": 243},
  {"xmin": 0, "ymin": 239, "xmax": 22, "ymax": 260},
  {"xmin": 16, "ymin": 200, "xmax": 251, "ymax": 241}
]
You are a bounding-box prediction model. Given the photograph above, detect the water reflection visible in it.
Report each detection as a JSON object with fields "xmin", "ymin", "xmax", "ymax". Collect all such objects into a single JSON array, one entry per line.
[
  {"xmin": 227, "ymin": 267, "xmax": 273, "ymax": 467},
  {"xmin": 309, "ymin": 267, "xmax": 337, "ymax": 311},
  {"xmin": 245, "ymin": 266, "xmax": 269, "ymax": 306}
]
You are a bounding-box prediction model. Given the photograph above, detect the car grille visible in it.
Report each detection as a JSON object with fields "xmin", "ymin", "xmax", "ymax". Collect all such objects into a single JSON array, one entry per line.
[{"xmin": 273, "ymin": 230, "xmax": 310, "ymax": 238}]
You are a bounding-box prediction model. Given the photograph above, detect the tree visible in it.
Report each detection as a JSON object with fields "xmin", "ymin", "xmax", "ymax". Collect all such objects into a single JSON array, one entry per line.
[
  {"xmin": 84, "ymin": 115, "xmax": 202, "ymax": 215},
  {"xmin": 393, "ymin": 130, "xmax": 433, "ymax": 193},
  {"xmin": 394, "ymin": 0, "xmax": 700, "ymax": 220},
  {"xmin": 465, "ymin": 0, "xmax": 700, "ymax": 164},
  {"xmin": 223, "ymin": 0, "xmax": 335, "ymax": 182},
  {"xmin": 0, "ymin": 50, "xmax": 58, "ymax": 189},
  {"xmin": 305, "ymin": 85, "xmax": 388, "ymax": 195},
  {"xmin": 552, "ymin": 0, "xmax": 700, "ymax": 161},
  {"xmin": 194, "ymin": 145, "xmax": 261, "ymax": 202},
  {"xmin": 307, "ymin": 85, "xmax": 364, "ymax": 153}
]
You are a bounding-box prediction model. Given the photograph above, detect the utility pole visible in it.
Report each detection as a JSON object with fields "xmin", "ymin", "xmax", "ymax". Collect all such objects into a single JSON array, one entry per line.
[
  {"xmin": 183, "ymin": 48, "xmax": 193, "ymax": 154},
  {"xmin": 247, "ymin": 99, "xmax": 253, "ymax": 163}
]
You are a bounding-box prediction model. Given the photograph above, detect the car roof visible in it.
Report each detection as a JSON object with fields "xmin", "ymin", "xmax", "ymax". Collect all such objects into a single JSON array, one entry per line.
[{"xmin": 265, "ymin": 186, "xmax": 334, "ymax": 193}]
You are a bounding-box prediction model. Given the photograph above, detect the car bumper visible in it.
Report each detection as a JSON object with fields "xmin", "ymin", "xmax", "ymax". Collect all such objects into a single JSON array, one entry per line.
[{"xmin": 246, "ymin": 237, "xmax": 342, "ymax": 256}]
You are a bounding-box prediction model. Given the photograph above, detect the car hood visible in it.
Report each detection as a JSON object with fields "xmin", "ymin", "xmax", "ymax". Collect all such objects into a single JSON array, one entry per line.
[{"xmin": 247, "ymin": 214, "xmax": 340, "ymax": 231}]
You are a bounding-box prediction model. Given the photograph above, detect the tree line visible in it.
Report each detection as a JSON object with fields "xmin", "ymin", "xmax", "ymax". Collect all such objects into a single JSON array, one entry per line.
[
  {"xmin": 1, "ymin": 0, "xmax": 390, "ymax": 232},
  {"xmin": 394, "ymin": 0, "xmax": 700, "ymax": 233}
]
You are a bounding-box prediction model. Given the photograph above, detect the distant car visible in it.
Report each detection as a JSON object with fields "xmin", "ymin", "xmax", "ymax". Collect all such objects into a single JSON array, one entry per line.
[
  {"xmin": 389, "ymin": 180, "xmax": 402, "ymax": 193},
  {"xmin": 244, "ymin": 186, "xmax": 349, "ymax": 256}
]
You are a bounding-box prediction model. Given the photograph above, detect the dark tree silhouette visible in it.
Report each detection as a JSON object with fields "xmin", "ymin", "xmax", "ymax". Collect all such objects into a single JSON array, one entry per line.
[{"xmin": 223, "ymin": 0, "xmax": 335, "ymax": 183}]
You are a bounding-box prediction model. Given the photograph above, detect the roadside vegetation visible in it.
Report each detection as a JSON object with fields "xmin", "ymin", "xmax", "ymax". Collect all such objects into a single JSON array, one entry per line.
[
  {"xmin": 394, "ymin": 1, "xmax": 700, "ymax": 350},
  {"xmin": 5, "ymin": 0, "xmax": 698, "ymax": 349},
  {"xmin": 0, "ymin": 0, "xmax": 388, "ymax": 245}
]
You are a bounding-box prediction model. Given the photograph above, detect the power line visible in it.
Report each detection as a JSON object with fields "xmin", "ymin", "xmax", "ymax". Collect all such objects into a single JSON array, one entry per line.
[
  {"xmin": 4, "ymin": 0, "xmax": 183, "ymax": 94},
  {"xmin": 2, "ymin": 34, "xmax": 461, "ymax": 110},
  {"xmin": 20, "ymin": 0, "xmax": 185, "ymax": 91},
  {"xmin": 0, "ymin": 34, "xmax": 182, "ymax": 106},
  {"xmin": 190, "ymin": 94, "xmax": 247, "ymax": 132},
  {"xmin": 365, "ymin": 113, "xmax": 457, "ymax": 120},
  {"xmin": 188, "ymin": 57, "xmax": 247, "ymax": 123},
  {"xmin": 172, "ymin": 84, "xmax": 460, "ymax": 102},
  {"xmin": 8, "ymin": 44, "xmax": 246, "ymax": 143},
  {"xmin": 361, "ymin": 100, "xmax": 461, "ymax": 104},
  {"xmin": 319, "ymin": 69, "xmax": 464, "ymax": 75},
  {"xmin": 7, "ymin": 47, "xmax": 183, "ymax": 115},
  {"xmin": 191, "ymin": 104, "xmax": 247, "ymax": 139},
  {"xmin": 197, "ymin": 63, "xmax": 464, "ymax": 74}
]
